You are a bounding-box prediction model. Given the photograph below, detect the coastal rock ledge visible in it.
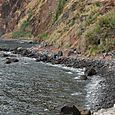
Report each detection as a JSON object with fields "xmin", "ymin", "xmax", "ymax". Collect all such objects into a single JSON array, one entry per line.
[{"xmin": 94, "ymin": 105, "xmax": 115, "ymax": 115}]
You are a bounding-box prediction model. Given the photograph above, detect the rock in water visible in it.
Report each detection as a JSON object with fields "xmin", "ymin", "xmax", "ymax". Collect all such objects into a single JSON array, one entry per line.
[
  {"xmin": 79, "ymin": 75, "xmax": 88, "ymax": 80},
  {"xmin": 81, "ymin": 109, "xmax": 91, "ymax": 115},
  {"xmin": 5, "ymin": 58, "xmax": 19, "ymax": 64},
  {"xmin": 85, "ymin": 67, "xmax": 97, "ymax": 76},
  {"xmin": 5, "ymin": 59, "xmax": 12, "ymax": 64},
  {"xmin": 60, "ymin": 105, "xmax": 81, "ymax": 115}
]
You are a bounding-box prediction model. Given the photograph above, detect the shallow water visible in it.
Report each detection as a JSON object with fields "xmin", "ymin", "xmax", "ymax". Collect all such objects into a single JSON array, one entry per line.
[{"xmin": 0, "ymin": 39, "xmax": 115, "ymax": 115}]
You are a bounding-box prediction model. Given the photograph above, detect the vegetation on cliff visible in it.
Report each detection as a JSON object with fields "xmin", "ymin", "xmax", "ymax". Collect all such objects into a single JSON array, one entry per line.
[{"xmin": 0, "ymin": 0, "xmax": 115, "ymax": 55}]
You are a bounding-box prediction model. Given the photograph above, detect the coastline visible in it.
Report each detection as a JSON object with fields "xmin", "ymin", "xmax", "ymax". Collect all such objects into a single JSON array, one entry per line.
[{"xmin": 0, "ymin": 40, "xmax": 115, "ymax": 114}]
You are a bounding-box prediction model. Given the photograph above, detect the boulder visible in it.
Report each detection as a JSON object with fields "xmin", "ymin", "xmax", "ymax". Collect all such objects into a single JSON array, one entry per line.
[
  {"xmin": 85, "ymin": 67, "xmax": 97, "ymax": 76},
  {"xmin": 2, "ymin": 53, "xmax": 9, "ymax": 57},
  {"xmin": 5, "ymin": 59, "xmax": 12, "ymax": 64},
  {"xmin": 36, "ymin": 54, "xmax": 48, "ymax": 62},
  {"xmin": 51, "ymin": 53, "xmax": 59, "ymax": 60},
  {"xmin": 81, "ymin": 109, "xmax": 91, "ymax": 115},
  {"xmin": 2, "ymin": 53, "xmax": 16, "ymax": 58},
  {"xmin": 13, "ymin": 47, "xmax": 23, "ymax": 54},
  {"xmin": 40, "ymin": 54, "xmax": 48, "ymax": 61},
  {"xmin": 17, "ymin": 47, "xmax": 23, "ymax": 51},
  {"xmin": 36, "ymin": 56, "xmax": 41, "ymax": 62},
  {"xmin": 5, "ymin": 58, "xmax": 19, "ymax": 64},
  {"xmin": 11, "ymin": 58, "xmax": 19, "ymax": 62},
  {"xmin": 79, "ymin": 75, "xmax": 88, "ymax": 80},
  {"xmin": 60, "ymin": 105, "xmax": 81, "ymax": 115}
]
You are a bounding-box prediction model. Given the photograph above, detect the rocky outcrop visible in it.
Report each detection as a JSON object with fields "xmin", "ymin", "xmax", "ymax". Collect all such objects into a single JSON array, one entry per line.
[
  {"xmin": 60, "ymin": 105, "xmax": 81, "ymax": 115},
  {"xmin": 5, "ymin": 58, "xmax": 19, "ymax": 64},
  {"xmin": 94, "ymin": 105, "xmax": 115, "ymax": 115},
  {"xmin": 60, "ymin": 105, "xmax": 92, "ymax": 115}
]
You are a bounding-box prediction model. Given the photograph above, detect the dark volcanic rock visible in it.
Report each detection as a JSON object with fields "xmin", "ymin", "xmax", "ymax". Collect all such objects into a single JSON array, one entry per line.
[
  {"xmin": 81, "ymin": 109, "xmax": 91, "ymax": 115},
  {"xmin": 79, "ymin": 75, "xmax": 88, "ymax": 80},
  {"xmin": 36, "ymin": 54, "xmax": 48, "ymax": 62},
  {"xmin": 60, "ymin": 105, "xmax": 81, "ymax": 115},
  {"xmin": 2, "ymin": 53, "xmax": 9, "ymax": 57},
  {"xmin": 5, "ymin": 58, "xmax": 19, "ymax": 64},
  {"xmin": 40, "ymin": 54, "xmax": 48, "ymax": 61},
  {"xmin": 85, "ymin": 67, "xmax": 97, "ymax": 76}
]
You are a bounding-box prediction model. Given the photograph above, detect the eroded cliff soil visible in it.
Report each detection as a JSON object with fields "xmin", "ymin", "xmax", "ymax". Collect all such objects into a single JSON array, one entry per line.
[{"xmin": 0, "ymin": 0, "xmax": 115, "ymax": 55}]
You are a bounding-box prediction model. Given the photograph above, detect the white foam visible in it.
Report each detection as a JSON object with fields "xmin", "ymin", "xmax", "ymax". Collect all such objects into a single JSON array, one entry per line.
[
  {"xmin": 66, "ymin": 72, "xmax": 73, "ymax": 74},
  {"xmin": 0, "ymin": 72, "xmax": 3, "ymax": 75},
  {"xmin": 71, "ymin": 92, "xmax": 82, "ymax": 96},
  {"xmin": 85, "ymin": 76, "xmax": 105, "ymax": 107},
  {"xmin": 114, "ymin": 104, "xmax": 115, "ymax": 108},
  {"xmin": 74, "ymin": 76, "xmax": 80, "ymax": 80},
  {"xmin": 44, "ymin": 62, "xmax": 85, "ymax": 73},
  {"xmin": 21, "ymin": 57, "xmax": 36, "ymax": 61}
]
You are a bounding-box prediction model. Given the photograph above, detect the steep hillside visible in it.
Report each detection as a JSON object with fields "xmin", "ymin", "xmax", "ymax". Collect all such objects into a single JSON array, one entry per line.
[{"xmin": 0, "ymin": 0, "xmax": 115, "ymax": 55}]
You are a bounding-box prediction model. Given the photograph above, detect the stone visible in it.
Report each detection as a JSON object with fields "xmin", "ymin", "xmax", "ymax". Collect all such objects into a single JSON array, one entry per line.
[
  {"xmin": 36, "ymin": 54, "xmax": 48, "ymax": 62},
  {"xmin": 79, "ymin": 75, "xmax": 88, "ymax": 80},
  {"xmin": 5, "ymin": 58, "xmax": 19, "ymax": 64},
  {"xmin": 40, "ymin": 54, "xmax": 48, "ymax": 61},
  {"xmin": 51, "ymin": 53, "xmax": 59, "ymax": 60},
  {"xmin": 11, "ymin": 58, "xmax": 19, "ymax": 62},
  {"xmin": 36, "ymin": 57, "xmax": 41, "ymax": 62},
  {"xmin": 5, "ymin": 59, "xmax": 12, "ymax": 64},
  {"xmin": 85, "ymin": 67, "xmax": 97, "ymax": 76},
  {"xmin": 60, "ymin": 105, "xmax": 81, "ymax": 115},
  {"xmin": 81, "ymin": 109, "xmax": 91, "ymax": 115},
  {"xmin": 2, "ymin": 53, "xmax": 9, "ymax": 57}
]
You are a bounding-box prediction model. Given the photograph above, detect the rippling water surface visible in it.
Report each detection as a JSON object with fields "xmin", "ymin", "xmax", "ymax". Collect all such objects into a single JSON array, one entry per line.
[{"xmin": 0, "ymin": 39, "xmax": 114, "ymax": 115}]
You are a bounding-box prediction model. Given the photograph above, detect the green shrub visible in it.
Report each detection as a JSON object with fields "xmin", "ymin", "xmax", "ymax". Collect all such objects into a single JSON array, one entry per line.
[
  {"xmin": 38, "ymin": 33, "xmax": 48, "ymax": 40},
  {"xmin": 54, "ymin": 0, "xmax": 67, "ymax": 22},
  {"xmin": 12, "ymin": 11, "xmax": 33, "ymax": 38},
  {"xmin": 81, "ymin": 10, "xmax": 115, "ymax": 54},
  {"xmin": 12, "ymin": 31, "xmax": 32, "ymax": 38}
]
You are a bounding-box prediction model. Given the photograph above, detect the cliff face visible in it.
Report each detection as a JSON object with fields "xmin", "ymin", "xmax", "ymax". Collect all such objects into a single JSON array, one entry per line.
[
  {"xmin": 0, "ymin": 0, "xmax": 115, "ymax": 55},
  {"xmin": 0, "ymin": 0, "xmax": 57, "ymax": 36}
]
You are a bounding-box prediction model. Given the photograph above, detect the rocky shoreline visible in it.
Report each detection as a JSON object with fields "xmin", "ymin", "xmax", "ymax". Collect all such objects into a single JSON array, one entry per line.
[
  {"xmin": 0, "ymin": 43, "xmax": 115, "ymax": 115},
  {"xmin": 1, "ymin": 45, "xmax": 114, "ymax": 75}
]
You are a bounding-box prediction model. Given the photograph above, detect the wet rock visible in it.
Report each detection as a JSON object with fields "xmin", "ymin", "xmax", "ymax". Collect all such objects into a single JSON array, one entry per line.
[
  {"xmin": 51, "ymin": 53, "xmax": 59, "ymax": 60},
  {"xmin": 13, "ymin": 47, "xmax": 23, "ymax": 54},
  {"xmin": 85, "ymin": 67, "xmax": 97, "ymax": 76},
  {"xmin": 17, "ymin": 47, "xmax": 23, "ymax": 51},
  {"xmin": 0, "ymin": 48, "xmax": 2, "ymax": 51},
  {"xmin": 36, "ymin": 54, "xmax": 48, "ymax": 62},
  {"xmin": 0, "ymin": 48, "xmax": 10, "ymax": 51},
  {"xmin": 27, "ymin": 52, "xmax": 36, "ymax": 58},
  {"xmin": 51, "ymin": 58, "xmax": 62, "ymax": 64},
  {"xmin": 81, "ymin": 109, "xmax": 91, "ymax": 115},
  {"xmin": 36, "ymin": 56, "xmax": 41, "ymax": 62},
  {"xmin": 5, "ymin": 59, "xmax": 12, "ymax": 64},
  {"xmin": 60, "ymin": 105, "xmax": 81, "ymax": 115},
  {"xmin": 79, "ymin": 75, "xmax": 88, "ymax": 80},
  {"xmin": 2, "ymin": 53, "xmax": 16, "ymax": 58},
  {"xmin": 22, "ymin": 49, "xmax": 28, "ymax": 56},
  {"xmin": 40, "ymin": 54, "xmax": 48, "ymax": 61},
  {"xmin": 11, "ymin": 58, "xmax": 19, "ymax": 62},
  {"xmin": 5, "ymin": 58, "xmax": 19, "ymax": 64},
  {"xmin": 2, "ymin": 53, "xmax": 9, "ymax": 57}
]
